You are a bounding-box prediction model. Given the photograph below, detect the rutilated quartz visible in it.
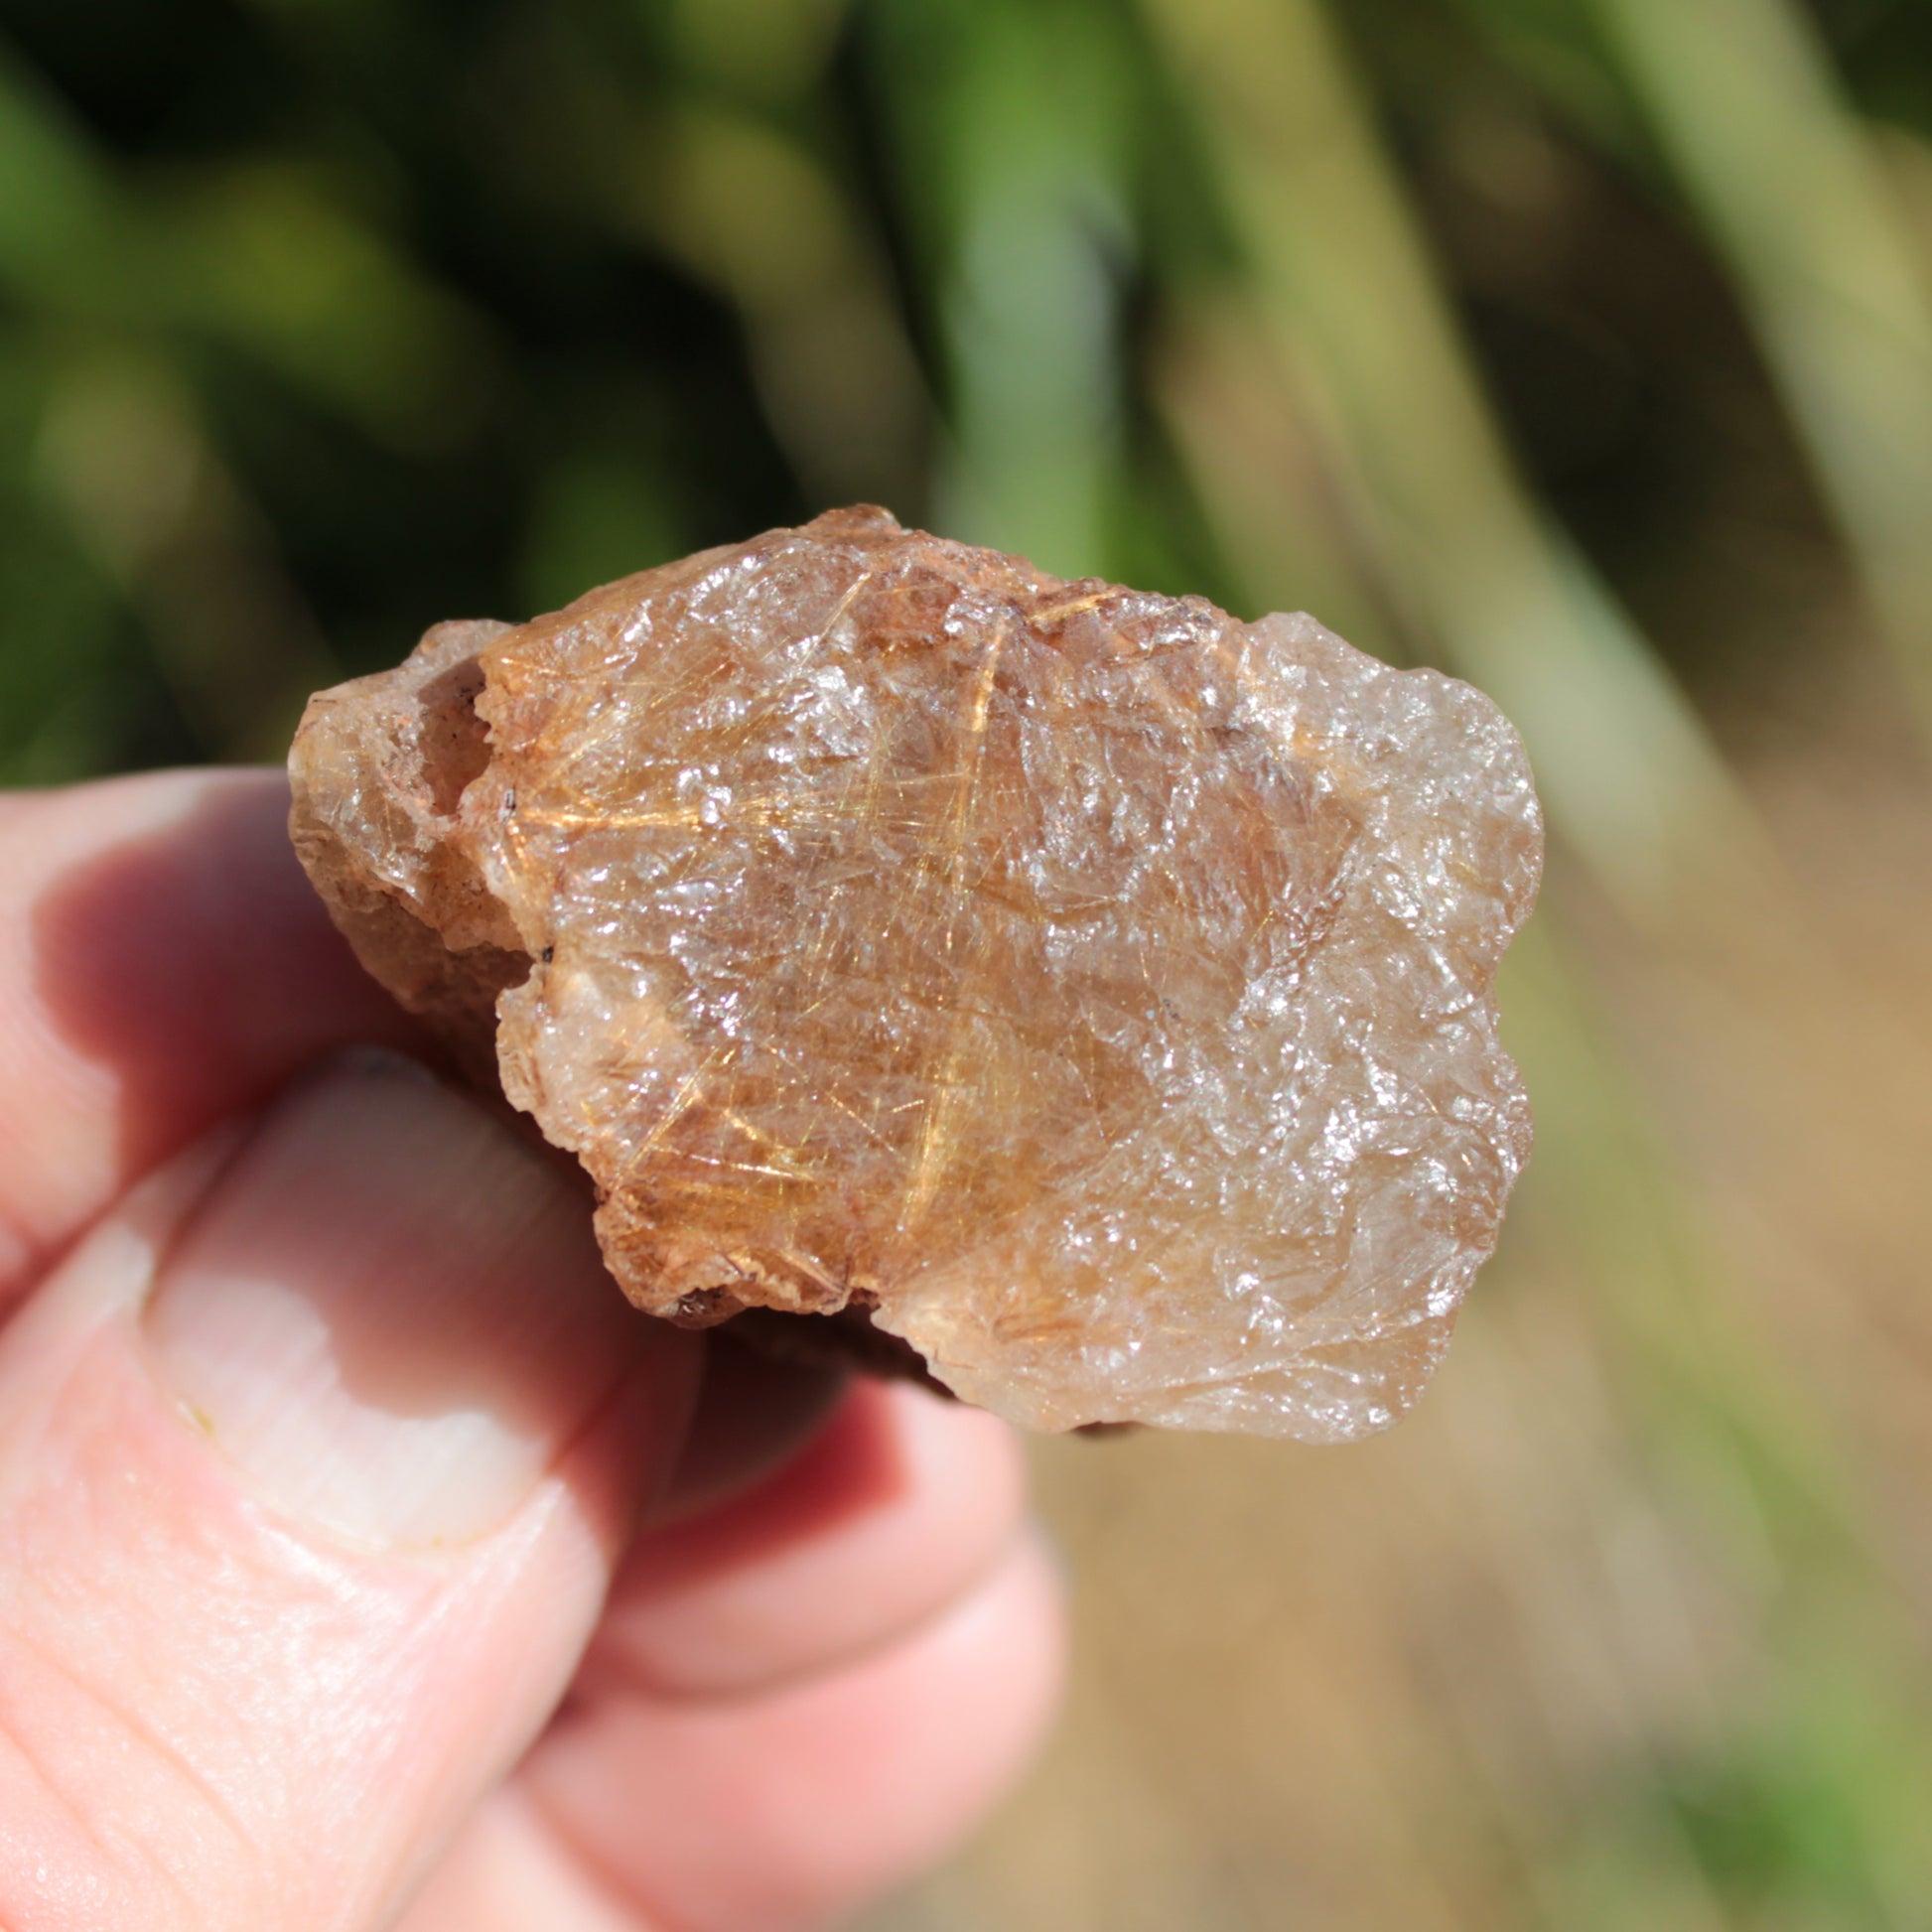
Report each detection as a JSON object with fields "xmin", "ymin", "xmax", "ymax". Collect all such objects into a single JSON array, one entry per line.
[{"xmin": 289, "ymin": 506, "xmax": 1542, "ymax": 1442}]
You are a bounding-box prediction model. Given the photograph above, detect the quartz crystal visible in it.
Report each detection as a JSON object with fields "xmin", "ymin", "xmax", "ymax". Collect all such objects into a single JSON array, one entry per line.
[{"xmin": 289, "ymin": 507, "xmax": 1542, "ymax": 1442}]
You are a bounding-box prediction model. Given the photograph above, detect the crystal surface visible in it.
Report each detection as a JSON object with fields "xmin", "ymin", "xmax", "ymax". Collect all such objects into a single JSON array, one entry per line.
[{"xmin": 288, "ymin": 506, "xmax": 1542, "ymax": 1441}]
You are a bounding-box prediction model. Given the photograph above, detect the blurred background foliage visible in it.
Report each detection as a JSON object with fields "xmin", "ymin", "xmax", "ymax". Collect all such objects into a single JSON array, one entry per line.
[{"xmin": 4, "ymin": 0, "xmax": 1932, "ymax": 1926}]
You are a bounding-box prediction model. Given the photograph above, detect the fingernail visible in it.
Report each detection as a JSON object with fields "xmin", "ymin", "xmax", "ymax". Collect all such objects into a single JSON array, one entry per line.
[{"xmin": 145, "ymin": 1050, "xmax": 663, "ymax": 1549}]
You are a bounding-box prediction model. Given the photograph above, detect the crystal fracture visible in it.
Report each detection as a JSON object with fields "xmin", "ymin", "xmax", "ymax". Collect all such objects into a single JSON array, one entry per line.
[{"xmin": 289, "ymin": 507, "xmax": 1542, "ymax": 1441}]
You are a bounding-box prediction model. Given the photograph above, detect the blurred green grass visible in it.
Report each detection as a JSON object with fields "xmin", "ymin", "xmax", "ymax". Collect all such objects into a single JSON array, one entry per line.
[{"xmin": 4, "ymin": 1, "xmax": 1932, "ymax": 1926}]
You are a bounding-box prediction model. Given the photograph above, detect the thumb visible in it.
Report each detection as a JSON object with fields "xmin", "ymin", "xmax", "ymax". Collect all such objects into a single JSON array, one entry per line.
[{"xmin": 0, "ymin": 1051, "xmax": 699, "ymax": 1932}]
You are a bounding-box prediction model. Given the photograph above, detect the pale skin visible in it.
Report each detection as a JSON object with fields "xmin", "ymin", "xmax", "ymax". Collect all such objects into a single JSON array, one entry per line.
[{"xmin": 0, "ymin": 769, "xmax": 1064, "ymax": 1932}]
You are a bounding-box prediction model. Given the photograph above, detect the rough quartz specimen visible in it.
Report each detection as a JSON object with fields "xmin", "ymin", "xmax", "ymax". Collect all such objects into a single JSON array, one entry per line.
[{"xmin": 288, "ymin": 506, "xmax": 1541, "ymax": 1442}]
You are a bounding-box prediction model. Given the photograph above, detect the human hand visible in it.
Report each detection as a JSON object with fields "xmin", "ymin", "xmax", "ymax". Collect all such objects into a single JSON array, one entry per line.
[{"xmin": 0, "ymin": 769, "xmax": 1062, "ymax": 1932}]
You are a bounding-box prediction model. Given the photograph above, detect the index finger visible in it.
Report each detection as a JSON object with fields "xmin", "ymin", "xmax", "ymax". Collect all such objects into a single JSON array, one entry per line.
[{"xmin": 0, "ymin": 767, "xmax": 420, "ymax": 1305}]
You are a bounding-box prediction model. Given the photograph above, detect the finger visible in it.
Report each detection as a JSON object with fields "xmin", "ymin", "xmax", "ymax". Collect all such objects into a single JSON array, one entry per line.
[
  {"xmin": 590, "ymin": 1379, "xmax": 1028, "ymax": 1698},
  {"xmin": 0, "ymin": 1051, "xmax": 699, "ymax": 1932},
  {"xmin": 658, "ymin": 1333, "xmax": 850, "ymax": 1525},
  {"xmin": 0, "ymin": 769, "xmax": 417, "ymax": 1304},
  {"xmin": 406, "ymin": 1535, "xmax": 1065, "ymax": 1932}
]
